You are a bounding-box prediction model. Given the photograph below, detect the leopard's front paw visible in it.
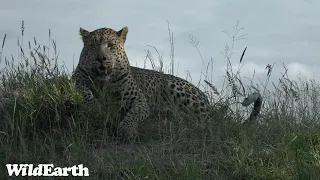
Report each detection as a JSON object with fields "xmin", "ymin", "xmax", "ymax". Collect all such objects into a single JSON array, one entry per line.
[{"xmin": 117, "ymin": 121, "xmax": 138, "ymax": 141}]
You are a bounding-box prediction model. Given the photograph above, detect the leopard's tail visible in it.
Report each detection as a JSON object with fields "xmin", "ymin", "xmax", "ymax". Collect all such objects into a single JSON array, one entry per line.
[{"xmin": 242, "ymin": 92, "xmax": 262, "ymax": 121}]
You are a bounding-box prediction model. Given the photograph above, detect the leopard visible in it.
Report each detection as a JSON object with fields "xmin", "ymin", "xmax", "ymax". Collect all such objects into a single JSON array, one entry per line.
[{"xmin": 71, "ymin": 26, "xmax": 262, "ymax": 140}]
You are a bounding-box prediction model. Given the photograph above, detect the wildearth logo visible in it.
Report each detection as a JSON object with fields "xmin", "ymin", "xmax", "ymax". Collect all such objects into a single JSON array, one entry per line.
[{"xmin": 6, "ymin": 164, "xmax": 89, "ymax": 177}]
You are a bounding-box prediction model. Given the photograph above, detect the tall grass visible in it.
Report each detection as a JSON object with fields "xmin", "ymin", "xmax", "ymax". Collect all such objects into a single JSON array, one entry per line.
[{"xmin": 0, "ymin": 20, "xmax": 320, "ymax": 179}]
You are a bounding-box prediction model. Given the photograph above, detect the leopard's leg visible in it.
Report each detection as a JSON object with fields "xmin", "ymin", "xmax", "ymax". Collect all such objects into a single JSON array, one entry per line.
[
  {"xmin": 74, "ymin": 83, "xmax": 103, "ymax": 114},
  {"xmin": 118, "ymin": 95, "xmax": 149, "ymax": 141}
]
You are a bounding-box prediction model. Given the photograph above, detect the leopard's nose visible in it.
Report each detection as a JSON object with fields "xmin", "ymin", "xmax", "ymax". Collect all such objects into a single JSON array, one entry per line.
[{"xmin": 96, "ymin": 56, "xmax": 106, "ymax": 63}]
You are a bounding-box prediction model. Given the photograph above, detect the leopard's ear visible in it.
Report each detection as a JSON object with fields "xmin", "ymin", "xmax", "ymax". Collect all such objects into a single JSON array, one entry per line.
[
  {"xmin": 79, "ymin": 27, "xmax": 90, "ymax": 39},
  {"xmin": 116, "ymin": 26, "xmax": 128, "ymax": 43}
]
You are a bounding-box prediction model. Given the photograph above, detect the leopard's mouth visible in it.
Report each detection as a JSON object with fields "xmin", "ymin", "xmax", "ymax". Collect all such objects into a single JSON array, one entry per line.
[
  {"xmin": 92, "ymin": 67, "xmax": 110, "ymax": 80},
  {"xmin": 93, "ymin": 56, "xmax": 114, "ymax": 81}
]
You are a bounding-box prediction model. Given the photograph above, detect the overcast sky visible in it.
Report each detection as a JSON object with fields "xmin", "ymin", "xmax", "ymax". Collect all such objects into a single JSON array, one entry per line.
[{"xmin": 0, "ymin": 0, "xmax": 319, "ymax": 90}]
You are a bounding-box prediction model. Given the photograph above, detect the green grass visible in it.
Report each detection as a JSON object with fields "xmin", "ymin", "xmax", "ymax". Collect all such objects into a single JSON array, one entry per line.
[{"xmin": 0, "ymin": 21, "xmax": 320, "ymax": 179}]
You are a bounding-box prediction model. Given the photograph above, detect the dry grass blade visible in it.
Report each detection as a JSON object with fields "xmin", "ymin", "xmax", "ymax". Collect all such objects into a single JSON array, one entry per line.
[
  {"xmin": 167, "ymin": 21, "xmax": 175, "ymax": 75},
  {"xmin": 236, "ymin": 76, "xmax": 245, "ymax": 95},
  {"xmin": 52, "ymin": 39, "xmax": 57, "ymax": 53},
  {"xmin": 240, "ymin": 47, "xmax": 247, "ymax": 63},
  {"xmin": 145, "ymin": 45, "xmax": 164, "ymax": 72},
  {"xmin": 20, "ymin": 46, "xmax": 24, "ymax": 56},
  {"xmin": 204, "ymin": 80, "xmax": 219, "ymax": 95},
  {"xmin": 266, "ymin": 64, "xmax": 273, "ymax": 77},
  {"xmin": 21, "ymin": 20, "xmax": 25, "ymax": 37},
  {"xmin": 1, "ymin": 34, "xmax": 6, "ymax": 49}
]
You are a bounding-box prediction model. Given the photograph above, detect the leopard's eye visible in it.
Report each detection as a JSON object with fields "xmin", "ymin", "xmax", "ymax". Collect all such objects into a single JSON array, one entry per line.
[{"xmin": 107, "ymin": 43, "xmax": 115, "ymax": 48}]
